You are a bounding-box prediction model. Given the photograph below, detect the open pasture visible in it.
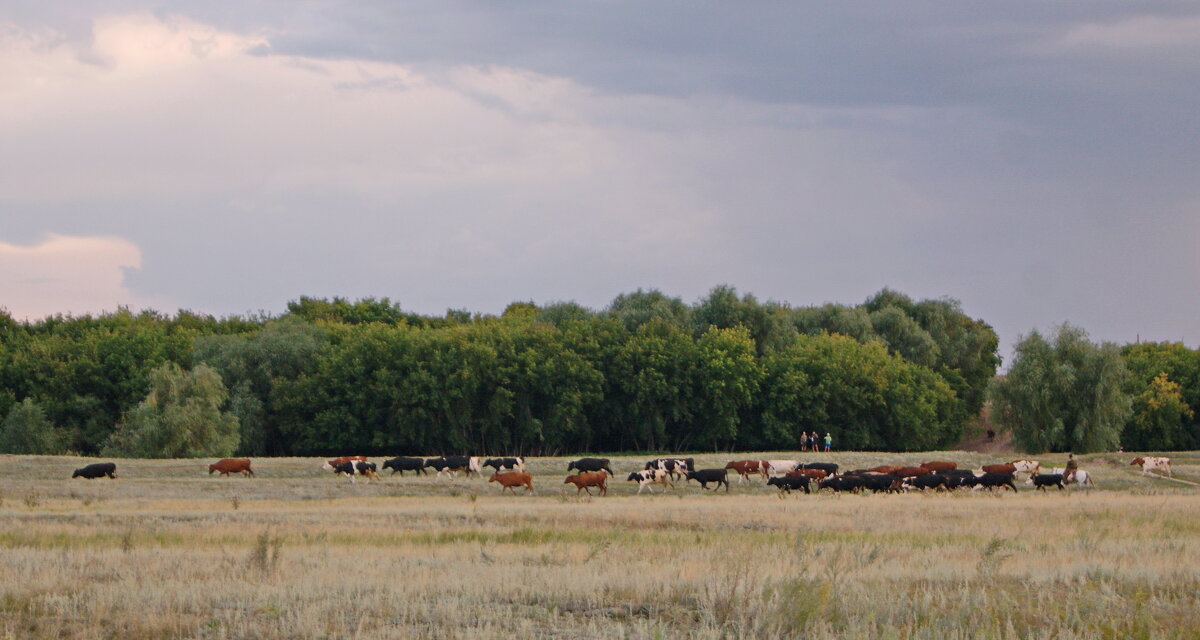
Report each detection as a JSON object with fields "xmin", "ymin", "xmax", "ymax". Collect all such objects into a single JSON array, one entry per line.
[{"xmin": 2, "ymin": 452, "xmax": 1199, "ymax": 639}]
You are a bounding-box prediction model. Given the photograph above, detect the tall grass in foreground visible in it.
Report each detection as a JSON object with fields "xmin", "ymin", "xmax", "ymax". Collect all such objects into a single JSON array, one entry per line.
[{"xmin": 1, "ymin": 453, "xmax": 1198, "ymax": 638}]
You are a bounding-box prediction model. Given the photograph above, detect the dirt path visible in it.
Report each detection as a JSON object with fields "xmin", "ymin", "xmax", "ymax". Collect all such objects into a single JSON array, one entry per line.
[{"xmin": 955, "ymin": 403, "xmax": 1018, "ymax": 455}]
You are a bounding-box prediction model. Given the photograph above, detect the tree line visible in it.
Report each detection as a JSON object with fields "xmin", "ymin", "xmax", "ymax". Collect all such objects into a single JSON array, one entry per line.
[
  {"xmin": 4, "ymin": 287, "xmax": 1194, "ymax": 456},
  {"xmin": 991, "ymin": 324, "xmax": 1200, "ymax": 453},
  {"xmin": 0, "ymin": 287, "xmax": 1001, "ymax": 457}
]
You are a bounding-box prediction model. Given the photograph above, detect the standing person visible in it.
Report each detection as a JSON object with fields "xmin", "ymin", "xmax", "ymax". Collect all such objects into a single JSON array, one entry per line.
[
  {"xmin": 799, "ymin": 431, "xmax": 809, "ymax": 452},
  {"xmin": 1064, "ymin": 453, "xmax": 1078, "ymax": 484},
  {"xmin": 824, "ymin": 432, "xmax": 832, "ymax": 452},
  {"xmin": 810, "ymin": 431, "xmax": 820, "ymax": 452}
]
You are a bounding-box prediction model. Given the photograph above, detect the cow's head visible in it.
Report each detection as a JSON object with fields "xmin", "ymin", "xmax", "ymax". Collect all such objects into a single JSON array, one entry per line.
[
  {"xmin": 1130, "ymin": 458, "xmax": 1144, "ymax": 466},
  {"xmin": 626, "ymin": 472, "xmax": 641, "ymax": 482},
  {"xmin": 208, "ymin": 464, "xmax": 217, "ymax": 474}
]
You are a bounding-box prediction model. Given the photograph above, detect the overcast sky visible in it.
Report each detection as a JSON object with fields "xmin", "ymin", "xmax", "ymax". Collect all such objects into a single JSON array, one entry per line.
[{"xmin": 2, "ymin": 2, "xmax": 1197, "ymax": 363}]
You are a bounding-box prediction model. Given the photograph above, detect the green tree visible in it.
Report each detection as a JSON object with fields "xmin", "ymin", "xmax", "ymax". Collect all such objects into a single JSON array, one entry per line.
[
  {"xmin": 1125, "ymin": 373, "xmax": 1195, "ymax": 451},
  {"xmin": 693, "ymin": 326, "xmax": 763, "ymax": 449},
  {"xmin": 102, "ymin": 363, "xmax": 239, "ymax": 458},
  {"xmin": 990, "ymin": 324, "xmax": 1130, "ymax": 453},
  {"xmin": 1121, "ymin": 342, "xmax": 1200, "ymax": 450},
  {"xmin": 193, "ymin": 317, "xmax": 329, "ymax": 455},
  {"xmin": 606, "ymin": 289, "xmax": 692, "ymax": 333},
  {"xmin": 0, "ymin": 398, "xmax": 66, "ymax": 454}
]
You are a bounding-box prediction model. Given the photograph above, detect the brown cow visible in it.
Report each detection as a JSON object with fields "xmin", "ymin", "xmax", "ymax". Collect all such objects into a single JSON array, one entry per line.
[
  {"xmin": 981, "ymin": 463, "xmax": 1017, "ymax": 475},
  {"xmin": 868, "ymin": 465, "xmax": 901, "ymax": 474},
  {"xmin": 323, "ymin": 456, "xmax": 367, "ymax": 471},
  {"xmin": 489, "ymin": 472, "xmax": 533, "ymax": 494},
  {"xmin": 725, "ymin": 460, "xmax": 770, "ymax": 483},
  {"xmin": 920, "ymin": 461, "xmax": 957, "ymax": 473},
  {"xmin": 890, "ymin": 466, "xmax": 931, "ymax": 478},
  {"xmin": 786, "ymin": 468, "xmax": 828, "ymax": 481},
  {"xmin": 564, "ymin": 472, "xmax": 608, "ymax": 496},
  {"xmin": 209, "ymin": 458, "xmax": 254, "ymax": 477}
]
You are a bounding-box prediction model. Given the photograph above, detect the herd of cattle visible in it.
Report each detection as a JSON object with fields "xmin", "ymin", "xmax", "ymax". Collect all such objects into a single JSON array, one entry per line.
[{"xmin": 64, "ymin": 455, "xmax": 1179, "ymax": 495}]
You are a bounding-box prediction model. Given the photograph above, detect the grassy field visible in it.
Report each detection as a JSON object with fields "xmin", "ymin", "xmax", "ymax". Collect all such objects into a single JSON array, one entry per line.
[{"xmin": 2, "ymin": 451, "xmax": 1198, "ymax": 639}]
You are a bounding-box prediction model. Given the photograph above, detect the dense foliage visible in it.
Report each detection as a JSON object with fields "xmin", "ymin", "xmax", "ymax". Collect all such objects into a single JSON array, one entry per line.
[
  {"xmin": 989, "ymin": 324, "xmax": 1131, "ymax": 453},
  {"xmin": 1120, "ymin": 342, "xmax": 1200, "ymax": 450},
  {"xmin": 0, "ymin": 287, "xmax": 1003, "ymax": 456}
]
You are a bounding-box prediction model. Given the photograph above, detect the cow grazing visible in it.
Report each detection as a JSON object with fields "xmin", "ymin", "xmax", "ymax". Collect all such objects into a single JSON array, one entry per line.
[
  {"xmin": 803, "ymin": 462, "xmax": 839, "ymax": 476},
  {"xmin": 626, "ymin": 469, "xmax": 674, "ymax": 494},
  {"xmin": 323, "ymin": 455, "xmax": 367, "ymax": 471},
  {"xmin": 483, "ymin": 457, "xmax": 526, "ymax": 473},
  {"xmin": 766, "ymin": 460, "xmax": 800, "ymax": 476},
  {"xmin": 1028, "ymin": 473, "xmax": 1065, "ymax": 491},
  {"xmin": 565, "ymin": 472, "xmax": 608, "ymax": 496},
  {"xmin": 981, "ymin": 463, "xmax": 1017, "ymax": 475},
  {"xmin": 920, "ymin": 461, "xmax": 957, "ymax": 473},
  {"xmin": 569, "ymin": 458, "xmax": 614, "ymax": 476},
  {"xmin": 208, "ymin": 458, "xmax": 254, "ymax": 477},
  {"xmin": 1131, "ymin": 457, "xmax": 1172, "ymax": 476},
  {"xmin": 725, "ymin": 460, "xmax": 770, "ymax": 483},
  {"xmin": 686, "ymin": 469, "xmax": 729, "ymax": 492},
  {"xmin": 72, "ymin": 462, "xmax": 117, "ymax": 479},
  {"xmin": 767, "ymin": 475, "xmax": 810, "ymax": 496},
  {"xmin": 786, "ymin": 468, "xmax": 828, "ymax": 481},
  {"xmin": 966, "ymin": 472, "xmax": 1018, "ymax": 492},
  {"xmin": 382, "ymin": 456, "xmax": 426, "ymax": 476},
  {"xmin": 489, "ymin": 471, "xmax": 533, "ymax": 494},
  {"xmin": 332, "ymin": 460, "xmax": 379, "ymax": 483}
]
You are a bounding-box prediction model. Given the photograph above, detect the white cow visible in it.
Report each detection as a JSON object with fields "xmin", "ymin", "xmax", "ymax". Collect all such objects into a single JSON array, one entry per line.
[
  {"xmin": 1131, "ymin": 457, "xmax": 1172, "ymax": 476},
  {"xmin": 626, "ymin": 469, "xmax": 675, "ymax": 494},
  {"xmin": 766, "ymin": 460, "xmax": 800, "ymax": 476},
  {"xmin": 1010, "ymin": 460, "xmax": 1042, "ymax": 478}
]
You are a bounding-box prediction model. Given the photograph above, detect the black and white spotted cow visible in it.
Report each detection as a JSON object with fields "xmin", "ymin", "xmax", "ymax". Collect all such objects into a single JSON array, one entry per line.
[
  {"xmin": 482, "ymin": 457, "xmax": 526, "ymax": 473},
  {"xmin": 332, "ymin": 460, "xmax": 379, "ymax": 483},
  {"xmin": 626, "ymin": 469, "xmax": 674, "ymax": 494}
]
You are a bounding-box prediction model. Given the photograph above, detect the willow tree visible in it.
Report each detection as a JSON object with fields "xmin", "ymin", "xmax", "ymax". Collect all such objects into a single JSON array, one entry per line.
[
  {"xmin": 102, "ymin": 363, "xmax": 239, "ymax": 458},
  {"xmin": 990, "ymin": 323, "xmax": 1130, "ymax": 453}
]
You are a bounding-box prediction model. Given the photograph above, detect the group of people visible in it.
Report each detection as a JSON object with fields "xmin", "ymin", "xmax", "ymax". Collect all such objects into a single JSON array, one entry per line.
[{"xmin": 800, "ymin": 431, "xmax": 832, "ymax": 452}]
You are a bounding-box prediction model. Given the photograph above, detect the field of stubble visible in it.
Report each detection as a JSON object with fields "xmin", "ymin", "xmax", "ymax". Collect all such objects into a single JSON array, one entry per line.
[{"xmin": 1, "ymin": 451, "xmax": 1198, "ymax": 640}]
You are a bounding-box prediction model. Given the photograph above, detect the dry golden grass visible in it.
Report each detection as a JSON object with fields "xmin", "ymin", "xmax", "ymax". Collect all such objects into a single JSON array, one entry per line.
[{"xmin": 1, "ymin": 452, "xmax": 1198, "ymax": 639}]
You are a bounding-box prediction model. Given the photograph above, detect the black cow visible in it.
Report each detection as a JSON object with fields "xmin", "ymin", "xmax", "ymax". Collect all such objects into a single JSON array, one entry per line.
[
  {"xmin": 937, "ymin": 469, "xmax": 976, "ymax": 479},
  {"xmin": 1031, "ymin": 473, "xmax": 1065, "ymax": 492},
  {"xmin": 803, "ymin": 462, "xmax": 839, "ymax": 476},
  {"xmin": 819, "ymin": 476, "xmax": 864, "ymax": 493},
  {"xmin": 965, "ymin": 472, "xmax": 1018, "ymax": 492},
  {"xmin": 686, "ymin": 469, "xmax": 729, "ymax": 492},
  {"xmin": 482, "ymin": 457, "xmax": 525, "ymax": 473},
  {"xmin": 859, "ymin": 473, "xmax": 904, "ymax": 493},
  {"xmin": 568, "ymin": 458, "xmax": 613, "ymax": 475},
  {"xmin": 333, "ymin": 460, "xmax": 378, "ymax": 483},
  {"xmin": 72, "ymin": 462, "xmax": 117, "ymax": 479},
  {"xmin": 904, "ymin": 474, "xmax": 947, "ymax": 491},
  {"xmin": 382, "ymin": 456, "xmax": 426, "ymax": 476},
  {"xmin": 424, "ymin": 456, "xmax": 479, "ymax": 479},
  {"xmin": 767, "ymin": 475, "xmax": 810, "ymax": 496}
]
